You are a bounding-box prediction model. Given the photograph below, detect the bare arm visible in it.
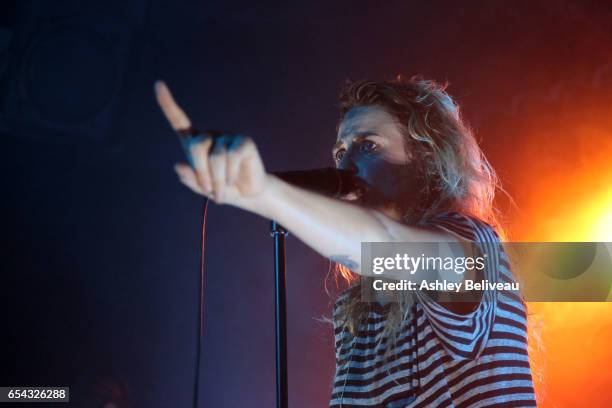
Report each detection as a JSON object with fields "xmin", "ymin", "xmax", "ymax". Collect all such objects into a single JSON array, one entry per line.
[
  {"xmin": 155, "ymin": 81, "xmax": 467, "ymax": 277},
  {"xmin": 240, "ymin": 174, "xmax": 458, "ymax": 274}
]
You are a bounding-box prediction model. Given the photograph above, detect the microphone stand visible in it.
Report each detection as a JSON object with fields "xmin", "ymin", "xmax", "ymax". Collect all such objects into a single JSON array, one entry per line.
[
  {"xmin": 266, "ymin": 168, "xmax": 355, "ymax": 407},
  {"xmin": 270, "ymin": 221, "xmax": 289, "ymax": 408}
]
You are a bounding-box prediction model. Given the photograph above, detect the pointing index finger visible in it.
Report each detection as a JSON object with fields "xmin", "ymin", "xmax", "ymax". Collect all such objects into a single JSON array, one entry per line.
[{"xmin": 154, "ymin": 80, "xmax": 192, "ymax": 131}]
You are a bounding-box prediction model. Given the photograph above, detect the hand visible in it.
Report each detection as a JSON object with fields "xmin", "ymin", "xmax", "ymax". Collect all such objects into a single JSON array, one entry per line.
[{"xmin": 155, "ymin": 80, "xmax": 269, "ymax": 206}]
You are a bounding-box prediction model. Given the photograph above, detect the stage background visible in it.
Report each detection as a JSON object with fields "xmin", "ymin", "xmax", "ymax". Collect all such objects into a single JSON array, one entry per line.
[{"xmin": 1, "ymin": 0, "xmax": 611, "ymax": 406}]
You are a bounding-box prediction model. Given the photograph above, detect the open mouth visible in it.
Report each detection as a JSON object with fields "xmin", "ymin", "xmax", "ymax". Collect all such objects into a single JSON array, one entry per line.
[{"xmin": 338, "ymin": 176, "xmax": 371, "ymax": 203}]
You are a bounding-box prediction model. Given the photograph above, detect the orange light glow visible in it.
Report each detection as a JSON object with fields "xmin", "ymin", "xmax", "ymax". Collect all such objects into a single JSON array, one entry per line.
[
  {"xmin": 506, "ymin": 122, "xmax": 612, "ymax": 407},
  {"xmin": 586, "ymin": 189, "xmax": 612, "ymax": 242}
]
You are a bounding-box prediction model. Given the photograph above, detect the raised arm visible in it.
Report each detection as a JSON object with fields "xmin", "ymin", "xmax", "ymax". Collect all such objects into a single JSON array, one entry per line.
[
  {"xmin": 241, "ymin": 173, "xmax": 458, "ymax": 273},
  {"xmin": 156, "ymin": 81, "xmax": 465, "ymax": 276}
]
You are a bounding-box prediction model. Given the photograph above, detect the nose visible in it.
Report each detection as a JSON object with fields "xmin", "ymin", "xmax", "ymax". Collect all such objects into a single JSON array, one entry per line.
[{"xmin": 337, "ymin": 149, "xmax": 359, "ymax": 174}]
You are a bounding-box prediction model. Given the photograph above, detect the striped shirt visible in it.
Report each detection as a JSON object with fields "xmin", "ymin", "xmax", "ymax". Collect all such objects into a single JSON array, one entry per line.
[{"xmin": 330, "ymin": 212, "xmax": 537, "ymax": 407}]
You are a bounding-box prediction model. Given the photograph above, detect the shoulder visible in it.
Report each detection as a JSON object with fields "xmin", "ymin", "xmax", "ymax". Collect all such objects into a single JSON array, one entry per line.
[
  {"xmin": 333, "ymin": 283, "xmax": 360, "ymax": 310},
  {"xmin": 419, "ymin": 211, "xmax": 501, "ymax": 243}
]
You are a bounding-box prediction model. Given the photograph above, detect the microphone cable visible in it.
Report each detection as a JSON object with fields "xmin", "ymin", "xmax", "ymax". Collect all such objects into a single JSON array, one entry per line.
[{"xmin": 193, "ymin": 199, "xmax": 209, "ymax": 408}]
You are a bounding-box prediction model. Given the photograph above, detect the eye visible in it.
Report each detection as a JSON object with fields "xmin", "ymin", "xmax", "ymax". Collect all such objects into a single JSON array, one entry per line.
[
  {"xmin": 334, "ymin": 148, "xmax": 346, "ymax": 162},
  {"xmin": 360, "ymin": 140, "xmax": 379, "ymax": 154}
]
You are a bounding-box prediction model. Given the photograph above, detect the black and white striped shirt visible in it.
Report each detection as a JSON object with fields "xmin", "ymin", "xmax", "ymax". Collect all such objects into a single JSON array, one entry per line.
[{"xmin": 330, "ymin": 212, "xmax": 536, "ymax": 407}]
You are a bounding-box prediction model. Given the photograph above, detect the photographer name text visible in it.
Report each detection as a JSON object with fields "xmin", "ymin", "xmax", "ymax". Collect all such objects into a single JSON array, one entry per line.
[{"xmin": 372, "ymin": 279, "xmax": 519, "ymax": 292}]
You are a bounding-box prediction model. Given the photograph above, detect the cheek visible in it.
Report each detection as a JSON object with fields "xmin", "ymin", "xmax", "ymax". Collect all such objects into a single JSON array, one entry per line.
[
  {"xmin": 357, "ymin": 158, "xmax": 399, "ymax": 187},
  {"xmin": 357, "ymin": 158, "xmax": 423, "ymax": 204}
]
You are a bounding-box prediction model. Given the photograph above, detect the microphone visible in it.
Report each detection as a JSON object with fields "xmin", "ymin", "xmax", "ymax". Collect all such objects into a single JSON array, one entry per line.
[
  {"xmin": 175, "ymin": 131, "xmax": 363, "ymax": 198},
  {"xmin": 272, "ymin": 167, "xmax": 363, "ymax": 198}
]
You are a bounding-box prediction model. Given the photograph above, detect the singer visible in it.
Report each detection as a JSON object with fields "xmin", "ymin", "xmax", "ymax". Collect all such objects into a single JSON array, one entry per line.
[{"xmin": 155, "ymin": 77, "xmax": 536, "ymax": 407}]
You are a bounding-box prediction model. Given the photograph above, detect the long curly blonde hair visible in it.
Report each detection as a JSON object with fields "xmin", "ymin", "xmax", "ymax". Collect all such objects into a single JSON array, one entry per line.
[{"xmin": 330, "ymin": 75, "xmax": 506, "ymax": 354}]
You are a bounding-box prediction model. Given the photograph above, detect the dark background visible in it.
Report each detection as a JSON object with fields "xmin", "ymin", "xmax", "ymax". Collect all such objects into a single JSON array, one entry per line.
[{"xmin": 1, "ymin": 1, "xmax": 611, "ymax": 407}]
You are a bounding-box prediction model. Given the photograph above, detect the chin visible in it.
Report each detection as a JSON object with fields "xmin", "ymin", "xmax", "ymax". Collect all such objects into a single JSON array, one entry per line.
[{"xmin": 340, "ymin": 189, "xmax": 364, "ymax": 203}]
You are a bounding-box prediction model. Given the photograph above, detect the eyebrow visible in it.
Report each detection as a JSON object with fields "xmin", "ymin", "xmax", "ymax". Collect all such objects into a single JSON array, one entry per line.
[{"xmin": 333, "ymin": 131, "xmax": 379, "ymax": 151}]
